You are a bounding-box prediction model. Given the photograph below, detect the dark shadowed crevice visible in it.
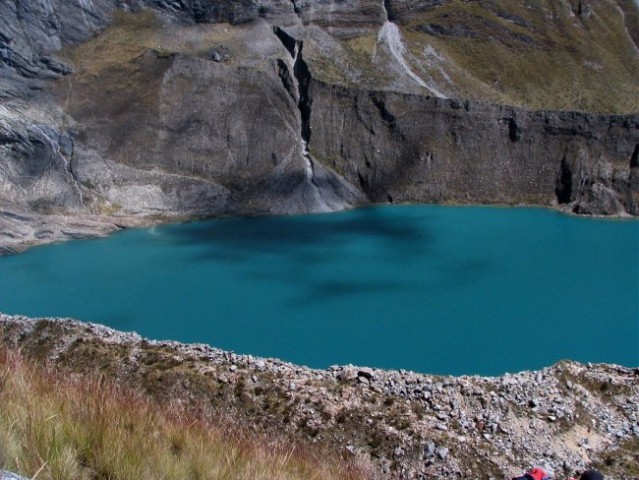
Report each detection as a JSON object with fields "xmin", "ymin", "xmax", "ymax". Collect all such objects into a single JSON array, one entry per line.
[
  {"xmin": 370, "ymin": 94, "xmax": 406, "ymax": 141},
  {"xmin": 371, "ymin": 96, "xmax": 396, "ymax": 126},
  {"xmin": 294, "ymin": 43, "xmax": 313, "ymax": 147},
  {"xmin": 273, "ymin": 27, "xmax": 313, "ymax": 150},
  {"xmin": 555, "ymin": 155, "xmax": 573, "ymax": 204},
  {"xmin": 273, "ymin": 26, "xmax": 297, "ymax": 58},
  {"xmin": 630, "ymin": 144, "xmax": 639, "ymax": 169},
  {"xmin": 383, "ymin": 0, "xmax": 396, "ymax": 21},
  {"xmin": 630, "ymin": 144, "xmax": 639, "ymax": 192},
  {"xmin": 276, "ymin": 59, "xmax": 296, "ymax": 102},
  {"xmin": 508, "ymin": 118, "xmax": 521, "ymax": 142}
]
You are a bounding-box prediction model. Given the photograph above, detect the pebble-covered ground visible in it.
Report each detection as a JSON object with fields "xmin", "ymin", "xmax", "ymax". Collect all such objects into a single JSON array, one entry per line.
[{"xmin": 1, "ymin": 314, "xmax": 637, "ymax": 479}]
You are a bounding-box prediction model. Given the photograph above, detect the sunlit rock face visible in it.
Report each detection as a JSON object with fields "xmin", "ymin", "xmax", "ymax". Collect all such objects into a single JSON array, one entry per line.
[{"xmin": 1, "ymin": 0, "xmax": 638, "ymax": 250}]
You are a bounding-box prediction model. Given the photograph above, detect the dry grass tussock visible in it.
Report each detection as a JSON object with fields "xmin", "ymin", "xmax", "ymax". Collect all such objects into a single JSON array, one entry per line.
[{"xmin": 0, "ymin": 348, "xmax": 368, "ymax": 480}]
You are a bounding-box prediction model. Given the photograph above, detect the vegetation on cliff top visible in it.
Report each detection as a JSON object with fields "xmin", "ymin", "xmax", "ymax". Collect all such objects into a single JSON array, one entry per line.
[
  {"xmin": 58, "ymin": 0, "xmax": 639, "ymax": 116},
  {"xmin": 299, "ymin": 0, "xmax": 639, "ymax": 114},
  {"xmin": 404, "ymin": 0, "xmax": 639, "ymax": 113},
  {"xmin": 0, "ymin": 348, "xmax": 366, "ymax": 480}
]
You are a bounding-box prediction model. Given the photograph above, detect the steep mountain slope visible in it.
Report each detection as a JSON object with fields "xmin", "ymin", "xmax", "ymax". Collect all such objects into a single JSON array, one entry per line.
[
  {"xmin": 381, "ymin": 0, "xmax": 639, "ymax": 113},
  {"xmin": 1, "ymin": 0, "xmax": 638, "ymax": 252}
]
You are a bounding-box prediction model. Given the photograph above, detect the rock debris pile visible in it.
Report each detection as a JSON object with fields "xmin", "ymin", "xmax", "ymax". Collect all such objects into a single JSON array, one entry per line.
[{"xmin": 1, "ymin": 314, "xmax": 637, "ymax": 479}]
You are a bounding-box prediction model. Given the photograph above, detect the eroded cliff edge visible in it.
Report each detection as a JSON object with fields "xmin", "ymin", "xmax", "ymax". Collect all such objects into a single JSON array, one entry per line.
[
  {"xmin": 1, "ymin": 0, "xmax": 639, "ymax": 253},
  {"xmin": 1, "ymin": 314, "xmax": 638, "ymax": 479}
]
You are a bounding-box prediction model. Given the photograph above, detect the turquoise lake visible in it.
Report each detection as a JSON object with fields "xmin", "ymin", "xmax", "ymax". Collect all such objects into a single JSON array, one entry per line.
[{"xmin": 1, "ymin": 205, "xmax": 638, "ymax": 376}]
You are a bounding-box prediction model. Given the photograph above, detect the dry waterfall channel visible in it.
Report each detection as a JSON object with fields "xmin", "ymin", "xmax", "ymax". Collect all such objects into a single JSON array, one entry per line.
[
  {"xmin": 272, "ymin": 24, "xmax": 366, "ymax": 214},
  {"xmin": 378, "ymin": 0, "xmax": 447, "ymax": 98}
]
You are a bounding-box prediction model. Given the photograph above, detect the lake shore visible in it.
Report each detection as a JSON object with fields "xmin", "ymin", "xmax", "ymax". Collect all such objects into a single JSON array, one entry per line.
[
  {"xmin": 1, "ymin": 313, "xmax": 637, "ymax": 479},
  {"xmin": 2, "ymin": 201, "xmax": 636, "ymax": 257},
  {"xmin": 0, "ymin": 207, "xmax": 147, "ymax": 256}
]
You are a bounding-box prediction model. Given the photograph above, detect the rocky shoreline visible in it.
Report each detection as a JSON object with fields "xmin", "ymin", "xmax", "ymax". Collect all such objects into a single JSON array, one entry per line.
[
  {"xmin": 1, "ymin": 314, "xmax": 637, "ymax": 479},
  {"xmin": 0, "ymin": 207, "xmax": 154, "ymax": 255},
  {"xmin": 1, "ymin": 200, "xmax": 636, "ymax": 256}
]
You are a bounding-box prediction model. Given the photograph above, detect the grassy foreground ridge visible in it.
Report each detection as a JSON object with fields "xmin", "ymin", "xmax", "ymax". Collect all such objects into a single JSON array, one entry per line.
[
  {"xmin": 1, "ymin": 316, "xmax": 638, "ymax": 479},
  {"xmin": 0, "ymin": 348, "xmax": 366, "ymax": 480}
]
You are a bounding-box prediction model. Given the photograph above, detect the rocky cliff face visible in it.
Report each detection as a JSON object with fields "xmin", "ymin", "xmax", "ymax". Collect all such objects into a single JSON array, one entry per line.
[
  {"xmin": 1, "ymin": 0, "xmax": 638, "ymax": 252},
  {"xmin": 310, "ymin": 84, "xmax": 639, "ymax": 213}
]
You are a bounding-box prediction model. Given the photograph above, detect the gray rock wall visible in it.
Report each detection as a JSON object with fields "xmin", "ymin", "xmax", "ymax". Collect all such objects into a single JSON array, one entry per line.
[
  {"xmin": 0, "ymin": 0, "xmax": 118, "ymax": 78},
  {"xmin": 309, "ymin": 82, "xmax": 639, "ymax": 214},
  {"xmin": 0, "ymin": 0, "xmax": 638, "ymax": 252}
]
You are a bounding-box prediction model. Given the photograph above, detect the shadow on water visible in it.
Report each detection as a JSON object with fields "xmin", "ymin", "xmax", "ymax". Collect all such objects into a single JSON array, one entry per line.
[
  {"xmin": 159, "ymin": 206, "xmax": 437, "ymax": 305},
  {"xmin": 443, "ymin": 258, "xmax": 494, "ymax": 288},
  {"xmin": 289, "ymin": 279, "xmax": 414, "ymax": 306},
  {"xmin": 170, "ymin": 206, "xmax": 432, "ymax": 255}
]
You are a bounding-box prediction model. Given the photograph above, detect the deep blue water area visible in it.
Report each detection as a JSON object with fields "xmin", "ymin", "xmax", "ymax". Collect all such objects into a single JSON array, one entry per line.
[{"xmin": 1, "ymin": 205, "xmax": 637, "ymax": 376}]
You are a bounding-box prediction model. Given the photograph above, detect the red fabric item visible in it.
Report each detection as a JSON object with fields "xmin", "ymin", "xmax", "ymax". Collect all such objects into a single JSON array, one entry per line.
[{"xmin": 528, "ymin": 468, "xmax": 548, "ymax": 480}]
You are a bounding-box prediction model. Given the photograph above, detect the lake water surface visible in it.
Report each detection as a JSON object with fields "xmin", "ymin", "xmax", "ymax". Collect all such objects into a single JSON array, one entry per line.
[{"xmin": 1, "ymin": 205, "xmax": 637, "ymax": 376}]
